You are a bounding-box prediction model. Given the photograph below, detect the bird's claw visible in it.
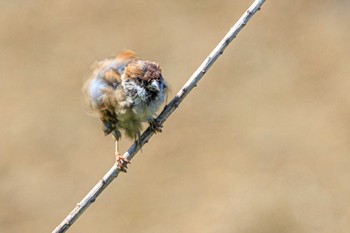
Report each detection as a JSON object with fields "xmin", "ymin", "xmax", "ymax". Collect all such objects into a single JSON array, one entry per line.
[
  {"xmin": 149, "ymin": 119, "xmax": 163, "ymax": 133},
  {"xmin": 116, "ymin": 155, "xmax": 130, "ymax": 173}
]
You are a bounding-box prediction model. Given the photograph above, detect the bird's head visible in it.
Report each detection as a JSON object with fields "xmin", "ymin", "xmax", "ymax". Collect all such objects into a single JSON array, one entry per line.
[{"xmin": 123, "ymin": 60, "xmax": 165, "ymax": 94}]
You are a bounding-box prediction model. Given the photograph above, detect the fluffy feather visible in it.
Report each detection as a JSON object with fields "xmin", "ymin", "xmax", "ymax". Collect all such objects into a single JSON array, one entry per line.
[{"xmin": 83, "ymin": 50, "xmax": 167, "ymax": 140}]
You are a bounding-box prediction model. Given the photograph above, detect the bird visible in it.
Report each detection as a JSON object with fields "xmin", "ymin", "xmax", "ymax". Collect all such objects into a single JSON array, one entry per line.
[{"xmin": 83, "ymin": 50, "xmax": 167, "ymax": 172}]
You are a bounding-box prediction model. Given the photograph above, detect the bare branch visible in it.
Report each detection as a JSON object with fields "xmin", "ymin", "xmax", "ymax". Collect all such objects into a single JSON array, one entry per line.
[{"xmin": 52, "ymin": 1, "xmax": 266, "ymax": 232}]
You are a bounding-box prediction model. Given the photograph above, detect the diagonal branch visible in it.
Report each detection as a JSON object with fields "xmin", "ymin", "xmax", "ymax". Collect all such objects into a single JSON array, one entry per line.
[{"xmin": 52, "ymin": 1, "xmax": 266, "ymax": 232}]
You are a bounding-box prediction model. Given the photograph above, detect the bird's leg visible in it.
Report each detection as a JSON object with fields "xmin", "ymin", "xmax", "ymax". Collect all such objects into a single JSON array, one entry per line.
[
  {"xmin": 114, "ymin": 139, "xmax": 130, "ymax": 172},
  {"xmin": 149, "ymin": 118, "xmax": 163, "ymax": 133}
]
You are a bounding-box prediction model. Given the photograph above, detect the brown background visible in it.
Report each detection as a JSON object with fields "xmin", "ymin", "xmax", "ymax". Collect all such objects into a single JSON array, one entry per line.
[{"xmin": 1, "ymin": 1, "xmax": 350, "ymax": 232}]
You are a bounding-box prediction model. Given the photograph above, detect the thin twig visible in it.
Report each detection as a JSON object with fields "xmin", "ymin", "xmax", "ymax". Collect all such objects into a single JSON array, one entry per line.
[{"xmin": 52, "ymin": 1, "xmax": 266, "ymax": 232}]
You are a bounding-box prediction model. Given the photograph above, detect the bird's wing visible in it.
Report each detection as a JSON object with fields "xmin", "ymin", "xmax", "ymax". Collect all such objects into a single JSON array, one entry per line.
[
  {"xmin": 83, "ymin": 50, "xmax": 138, "ymax": 112},
  {"xmin": 113, "ymin": 50, "xmax": 138, "ymax": 76},
  {"xmin": 93, "ymin": 50, "xmax": 138, "ymax": 87}
]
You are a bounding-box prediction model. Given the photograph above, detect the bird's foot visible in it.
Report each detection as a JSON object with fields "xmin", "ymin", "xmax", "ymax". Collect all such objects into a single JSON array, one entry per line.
[
  {"xmin": 116, "ymin": 155, "xmax": 130, "ymax": 173},
  {"xmin": 149, "ymin": 119, "xmax": 163, "ymax": 133}
]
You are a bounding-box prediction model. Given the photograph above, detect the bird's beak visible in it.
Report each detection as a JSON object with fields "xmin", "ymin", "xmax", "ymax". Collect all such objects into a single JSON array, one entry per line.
[{"xmin": 148, "ymin": 80, "xmax": 160, "ymax": 92}]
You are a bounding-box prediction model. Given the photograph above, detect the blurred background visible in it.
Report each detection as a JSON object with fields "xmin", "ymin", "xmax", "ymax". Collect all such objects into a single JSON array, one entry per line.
[{"xmin": 1, "ymin": 0, "xmax": 350, "ymax": 232}]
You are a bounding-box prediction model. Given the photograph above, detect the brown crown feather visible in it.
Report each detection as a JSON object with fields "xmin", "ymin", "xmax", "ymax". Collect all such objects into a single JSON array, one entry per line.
[{"xmin": 124, "ymin": 61, "xmax": 162, "ymax": 82}]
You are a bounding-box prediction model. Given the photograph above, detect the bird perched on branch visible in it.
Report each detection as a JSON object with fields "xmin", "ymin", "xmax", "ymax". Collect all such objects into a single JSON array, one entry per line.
[{"xmin": 83, "ymin": 50, "xmax": 167, "ymax": 171}]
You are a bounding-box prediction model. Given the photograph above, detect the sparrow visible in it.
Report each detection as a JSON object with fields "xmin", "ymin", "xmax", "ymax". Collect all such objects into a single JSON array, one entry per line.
[{"xmin": 83, "ymin": 50, "xmax": 167, "ymax": 171}]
